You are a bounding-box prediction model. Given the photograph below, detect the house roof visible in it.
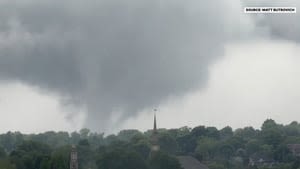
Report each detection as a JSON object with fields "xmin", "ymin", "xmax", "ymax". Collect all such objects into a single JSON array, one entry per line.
[
  {"xmin": 287, "ymin": 144, "xmax": 300, "ymax": 154},
  {"xmin": 177, "ymin": 156, "xmax": 209, "ymax": 169}
]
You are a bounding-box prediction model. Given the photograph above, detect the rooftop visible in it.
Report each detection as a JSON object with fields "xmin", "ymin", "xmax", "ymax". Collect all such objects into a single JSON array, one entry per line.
[{"xmin": 177, "ymin": 156, "xmax": 209, "ymax": 169}]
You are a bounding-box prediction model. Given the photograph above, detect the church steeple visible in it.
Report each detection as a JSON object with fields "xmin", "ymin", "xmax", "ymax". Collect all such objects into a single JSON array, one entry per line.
[
  {"xmin": 150, "ymin": 109, "xmax": 160, "ymax": 152},
  {"xmin": 153, "ymin": 112, "xmax": 157, "ymax": 133}
]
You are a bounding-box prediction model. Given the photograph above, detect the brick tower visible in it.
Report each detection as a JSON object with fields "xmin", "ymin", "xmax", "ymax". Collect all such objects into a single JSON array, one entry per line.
[{"xmin": 70, "ymin": 145, "xmax": 78, "ymax": 169}]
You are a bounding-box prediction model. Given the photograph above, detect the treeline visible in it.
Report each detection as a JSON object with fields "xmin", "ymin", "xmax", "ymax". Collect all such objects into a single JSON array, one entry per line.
[{"xmin": 1, "ymin": 119, "xmax": 300, "ymax": 169}]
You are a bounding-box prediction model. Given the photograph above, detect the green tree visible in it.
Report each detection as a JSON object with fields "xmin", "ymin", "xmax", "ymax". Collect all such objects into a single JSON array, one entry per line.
[
  {"xmin": 80, "ymin": 128, "xmax": 90, "ymax": 139},
  {"xmin": 234, "ymin": 127, "xmax": 257, "ymax": 140},
  {"xmin": 9, "ymin": 140, "xmax": 51, "ymax": 169},
  {"xmin": 220, "ymin": 126, "xmax": 233, "ymax": 140},
  {"xmin": 0, "ymin": 132, "xmax": 23, "ymax": 153},
  {"xmin": 260, "ymin": 128, "xmax": 284, "ymax": 147},
  {"xmin": 218, "ymin": 143, "xmax": 234, "ymax": 160},
  {"xmin": 51, "ymin": 145, "xmax": 70, "ymax": 169},
  {"xmin": 0, "ymin": 159, "xmax": 16, "ymax": 169},
  {"xmin": 191, "ymin": 126, "xmax": 206, "ymax": 138},
  {"xmin": 167, "ymin": 127, "xmax": 190, "ymax": 139},
  {"xmin": 273, "ymin": 144, "xmax": 294, "ymax": 162},
  {"xmin": 78, "ymin": 139, "xmax": 96, "ymax": 169},
  {"xmin": 97, "ymin": 148, "xmax": 148, "ymax": 169},
  {"xmin": 131, "ymin": 139, "xmax": 151, "ymax": 159},
  {"xmin": 177, "ymin": 134, "xmax": 197, "ymax": 153},
  {"xmin": 158, "ymin": 133, "xmax": 178, "ymax": 154},
  {"xmin": 88, "ymin": 132, "xmax": 105, "ymax": 149},
  {"xmin": 246, "ymin": 139, "xmax": 261, "ymax": 155},
  {"xmin": 206, "ymin": 127, "xmax": 220, "ymax": 139},
  {"xmin": 117, "ymin": 130, "xmax": 141, "ymax": 142},
  {"xmin": 0, "ymin": 146, "xmax": 6, "ymax": 159},
  {"xmin": 104, "ymin": 134, "xmax": 118, "ymax": 145},
  {"xmin": 261, "ymin": 119, "xmax": 279, "ymax": 131},
  {"xmin": 196, "ymin": 137, "xmax": 218, "ymax": 161},
  {"xmin": 70, "ymin": 132, "xmax": 81, "ymax": 145},
  {"xmin": 149, "ymin": 151, "xmax": 182, "ymax": 169}
]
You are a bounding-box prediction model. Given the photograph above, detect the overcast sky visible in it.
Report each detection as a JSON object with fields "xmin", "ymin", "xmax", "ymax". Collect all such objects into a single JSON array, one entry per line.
[{"xmin": 0, "ymin": 0, "xmax": 299, "ymax": 134}]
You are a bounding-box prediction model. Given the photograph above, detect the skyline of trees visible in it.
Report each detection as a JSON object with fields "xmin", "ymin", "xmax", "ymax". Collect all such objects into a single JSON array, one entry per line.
[{"xmin": 1, "ymin": 119, "xmax": 300, "ymax": 169}]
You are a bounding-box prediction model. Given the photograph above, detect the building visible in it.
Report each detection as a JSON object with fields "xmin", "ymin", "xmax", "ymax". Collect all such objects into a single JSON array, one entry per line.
[
  {"xmin": 287, "ymin": 144, "xmax": 300, "ymax": 157},
  {"xmin": 150, "ymin": 113, "xmax": 160, "ymax": 152},
  {"xmin": 248, "ymin": 153, "xmax": 276, "ymax": 168},
  {"xmin": 177, "ymin": 156, "xmax": 209, "ymax": 169},
  {"xmin": 70, "ymin": 145, "xmax": 78, "ymax": 169},
  {"xmin": 150, "ymin": 113, "xmax": 210, "ymax": 169}
]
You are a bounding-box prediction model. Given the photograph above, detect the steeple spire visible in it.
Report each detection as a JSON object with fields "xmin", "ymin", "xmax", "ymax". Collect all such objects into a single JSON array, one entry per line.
[
  {"xmin": 153, "ymin": 109, "xmax": 157, "ymax": 133},
  {"xmin": 150, "ymin": 109, "xmax": 160, "ymax": 153}
]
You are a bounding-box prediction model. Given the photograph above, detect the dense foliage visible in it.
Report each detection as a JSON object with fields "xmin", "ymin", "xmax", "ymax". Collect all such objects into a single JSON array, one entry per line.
[{"xmin": 1, "ymin": 119, "xmax": 300, "ymax": 169}]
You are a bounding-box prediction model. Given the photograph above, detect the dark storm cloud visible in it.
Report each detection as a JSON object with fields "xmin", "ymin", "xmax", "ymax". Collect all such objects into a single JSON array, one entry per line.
[
  {"xmin": 0, "ymin": 0, "xmax": 250, "ymax": 131},
  {"xmin": 242, "ymin": 0, "xmax": 300, "ymax": 42}
]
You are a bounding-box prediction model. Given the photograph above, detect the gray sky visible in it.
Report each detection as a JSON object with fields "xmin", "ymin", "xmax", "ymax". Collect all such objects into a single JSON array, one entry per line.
[{"xmin": 0, "ymin": 0, "xmax": 299, "ymax": 134}]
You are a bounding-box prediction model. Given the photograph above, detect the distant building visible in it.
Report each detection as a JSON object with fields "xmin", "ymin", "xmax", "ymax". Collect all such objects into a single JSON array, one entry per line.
[
  {"xmin": 70, "ymin": 145, "xmax": 78, "ymax": 169},
  {"xmin": 148, "ymin": 114, "xmax": 209, "ymax": 169},
  {"xmin": 150, "ymin": 113, "xmax": 160, "ymax": 152},
  {"xmin": 248, "ymin": 154, "xmax": 276, "ymax": 167},
  {"xmin": 177, "ymin": 156, "xmax": 209, "ymax": 169},
  {"xmin": 287, "ymin": 144, "xmax": 300, "ymax": 157}
]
